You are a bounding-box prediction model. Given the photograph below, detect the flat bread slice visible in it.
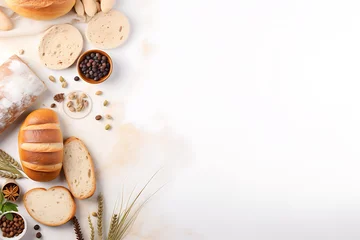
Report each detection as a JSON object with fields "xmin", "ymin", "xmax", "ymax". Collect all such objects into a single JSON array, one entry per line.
[
  {"xmin": 63, "ymin": 137, "xmax": 96, "ymax": 199},
  {"xmin": 39, "ymin": 24, "xmax": 83, "ymax": 70},
  {"xmin": 24, "ymin": 186, "xmax": 76, "ymax": 226},
  {"xmin": 86, "ymin": 10, "xmax": 130, "ymax": 49}
]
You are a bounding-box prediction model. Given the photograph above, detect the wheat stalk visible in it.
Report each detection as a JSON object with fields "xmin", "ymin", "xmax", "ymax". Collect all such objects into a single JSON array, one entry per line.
[
  {"xmin": 107, "ymin": 170, "xmax": 164, "ymax": 240},
  {"xmin": 0, "ymin": 171, "xmax": 22, "ymax": 179},
  {"xmin": 97, "ymin": 194, "xmax": 104, "ymax": 240},
  {"xmin": 72, "ymin": 216, "xmax": 84, "ymax": 240},
  {"xmin": 0, "ymin": 150, "xmax": 22, "ymax": 171},
  {"xmin": 88, "ymin": 215, "xmax": 94, "ymax": 240}
]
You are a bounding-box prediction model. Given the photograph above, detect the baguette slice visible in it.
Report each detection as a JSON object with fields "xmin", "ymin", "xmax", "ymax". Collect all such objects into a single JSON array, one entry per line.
[
  {"xmin": 63, "ymin": 137, "xmax": 96, "ymax": 199},
  {"xmin": 24, "ymin": 186, "xmax": 76, "ymax": 226}
]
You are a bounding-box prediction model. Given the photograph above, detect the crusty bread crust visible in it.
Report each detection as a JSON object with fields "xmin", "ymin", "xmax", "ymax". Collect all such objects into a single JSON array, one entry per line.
[
  {"xmin": 63, "ymin": 137, "xmax": 96, "ymax": 199},
  {"xmin": 22, "ymin": 129, "xmax": 62, "ymax": 143},
  {"xmin": 22, "ymin": 166, "xmax": 61, "ymax": 182},
  {"xmin": 19, "ymin": 150, "xmax": 62, "ymax": 165},
  {"xmin": 24, "ymin": 186, "xmax": 76, "ymax": 226},
  {"xmin": 5, "ymin": 0, "xmax": 75, "ymax": 20}
]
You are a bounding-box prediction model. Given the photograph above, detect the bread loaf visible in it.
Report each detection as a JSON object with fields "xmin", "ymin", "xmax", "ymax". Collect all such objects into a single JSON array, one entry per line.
[
  {"xmin": 24, "ymin": 186, "xmax": 76, "ymax": 226},
  {"xmin": 18, "ymin": 109, "xmax": 63, "ymax": 182},
  {"xmin": 0, "ymin": 55, "xmax": 46, "ymax": 134},
  {"xmin": 63, "ymin": 137, "xmax": 96, "ymax": 199},
  {"xmin": 5, "ymin": 0, "xmax": 76, "ymax": 20}
]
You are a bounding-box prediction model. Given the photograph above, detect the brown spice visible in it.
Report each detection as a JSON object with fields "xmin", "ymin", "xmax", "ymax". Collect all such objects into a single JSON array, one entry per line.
[
  {"xmin": 54, "ymin": 93, "xmax": 65, "ymax": 103},
  {"xmin": 95, "ymin": 115, "xmax": 102, "ymax": 120},
  {"xmin": 0, "ymin": 213, "xmax": 25, "ymax": 237},
  {"xmin": 2, "ymin": 183, "xmax": 19, "ymax": 202}
]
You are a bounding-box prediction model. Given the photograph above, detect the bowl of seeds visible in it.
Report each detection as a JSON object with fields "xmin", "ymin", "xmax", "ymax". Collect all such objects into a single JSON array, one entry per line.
[
  {"xmin": 77, "ymin": 49, "xmax": 113, "ymax": 84},
  {"xmin": 0, "ymin": 211, "xmax": 27, "ymax": 239}
]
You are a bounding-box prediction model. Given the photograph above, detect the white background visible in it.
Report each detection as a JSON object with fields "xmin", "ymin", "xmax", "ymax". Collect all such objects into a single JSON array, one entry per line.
[{"xmin": 1, "ymin": 0, "xmax": 360, "ymax": 239}]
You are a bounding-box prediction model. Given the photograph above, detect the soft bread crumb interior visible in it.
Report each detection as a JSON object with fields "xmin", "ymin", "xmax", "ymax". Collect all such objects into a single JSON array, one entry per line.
[
  {"xmin": 64, "ymin": 140, "xmax": 94, "ymax": 198},
  {"xmin": 25, "ymin": 188, "xmax": 74, "ymax": 225}
]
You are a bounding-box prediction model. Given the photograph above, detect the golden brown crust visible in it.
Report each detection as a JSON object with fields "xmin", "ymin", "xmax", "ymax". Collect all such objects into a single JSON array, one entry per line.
[
  {"xmin": 22, "ymin": 109, "xmax": 59, "ymax": 126},
  {"xmin": 22, "ymin": 166, "xmax": 61, "ymax": 182},
  {"xmin": 23, "ymin": 186, "xmax": 76, "ymax": 226},
  {"xmin": 22, "ymin": 129, "xmax": 62, "ymax": 143},
  {"xmin": 5, "ymin": 0, "xmax": 75, "ymax": 20},
  {"xmin": 18, "ymin": 109, "xmax": 63, "ymax": 182},
  {"xmin": 19, "ymin": 150, "xmax": 63, "ymax": 165},
  {"xmin": 64, "ymin": 137, "xmax": 96, "ymax": 199}
]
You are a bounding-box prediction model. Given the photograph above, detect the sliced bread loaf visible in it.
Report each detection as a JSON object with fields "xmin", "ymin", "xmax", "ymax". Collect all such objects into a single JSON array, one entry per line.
[
  {"xmin": 63, "ymin": 137, "xmax": 96, "ymax": 199},
  {"xmin": 24, "ymin": 186, "xmax": 76, "ymax": 226}
]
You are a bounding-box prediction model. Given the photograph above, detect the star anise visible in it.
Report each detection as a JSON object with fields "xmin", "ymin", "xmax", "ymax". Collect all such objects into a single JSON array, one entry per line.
[{"xmin": 3, "ymin": 184, "xmax": 19, "ymax": 202}]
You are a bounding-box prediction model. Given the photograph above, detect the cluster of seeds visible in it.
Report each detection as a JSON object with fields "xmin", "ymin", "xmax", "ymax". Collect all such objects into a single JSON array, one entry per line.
[
  {"xmin": 1, "ymin": 214, "xmax": 25, "ymax": 238},
  {"xmin": 66, "ymin": 92, "xmax": 89, "ymax": 113}
]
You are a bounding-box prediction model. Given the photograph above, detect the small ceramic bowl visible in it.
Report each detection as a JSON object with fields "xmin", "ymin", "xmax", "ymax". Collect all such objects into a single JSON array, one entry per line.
[
  {"xmin": 0, "ymin": 211, "xmax": 27, "ymax": 240},
  {"xmin": 2, "ymin": 180, "xmax": 20, "ymax": 202},
  {"xmin": 77, "ymin": 49, "xmax": 113, "ymax": 84}
]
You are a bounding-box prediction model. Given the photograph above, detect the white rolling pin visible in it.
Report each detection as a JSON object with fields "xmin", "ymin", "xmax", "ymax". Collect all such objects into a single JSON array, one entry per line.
[{"xmin": 0, "ymin": 55, "xmax": 46, "ymax": 134}]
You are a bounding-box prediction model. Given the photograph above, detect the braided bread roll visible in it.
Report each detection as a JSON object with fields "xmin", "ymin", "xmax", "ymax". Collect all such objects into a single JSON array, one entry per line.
[{"xmin": 18, "ymin": 109, "xmax": 63, "ymax": 182}]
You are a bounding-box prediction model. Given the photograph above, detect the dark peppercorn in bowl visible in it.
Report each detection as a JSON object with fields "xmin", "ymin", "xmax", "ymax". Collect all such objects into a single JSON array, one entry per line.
[{"xmin": 77, "ymin": 50, "xmax": 113, "ymax": 84}]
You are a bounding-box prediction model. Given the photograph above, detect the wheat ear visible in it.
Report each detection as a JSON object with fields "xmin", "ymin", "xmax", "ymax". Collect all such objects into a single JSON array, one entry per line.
[
  {"xmin": 88, "ymin": 215, "xmax": 94, "ymax": 240},
  {"xmin": 0, "ymin": 171, "xmax": 22, "ymax": 179},
  {"xmin": 97, "ymin": 194, "xmax": 104, "ymax": 240},
  {"xmin": 0, "ymin": 149, "xmax": 22, "ymax": 171}
]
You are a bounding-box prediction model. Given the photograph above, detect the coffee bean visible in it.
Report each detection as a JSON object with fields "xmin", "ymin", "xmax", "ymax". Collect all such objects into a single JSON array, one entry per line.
[
  {"xmin": 51, "ymin": 103, "xmax": 56, "ymax": 108},
  {"xmin": 95, "ymin": 115, "xmax": 102, "ymax": 120}
]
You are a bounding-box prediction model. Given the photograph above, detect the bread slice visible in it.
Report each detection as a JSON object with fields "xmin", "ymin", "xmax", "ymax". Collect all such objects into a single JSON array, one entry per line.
[
  {"xmin": 39, "ymin": 24, "xmax": 83, "ymax": 70},
  {"xmin": 87, "ymin": 10, "xmax": 130, "ymax": 49},
  {"xmin": 24, "ymin": 186, "xmax": 76, "ymax": 226},
  {"xmin": 63, "ymin": 137, "xmax": 96, "ymax": 199}
]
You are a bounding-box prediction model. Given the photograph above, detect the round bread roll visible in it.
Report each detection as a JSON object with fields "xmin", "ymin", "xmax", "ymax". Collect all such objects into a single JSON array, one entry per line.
[
  {"xmin": 5, "ymin": 0, "xmax": 75, "ymax": 20},
  {"xmin": 87, "ymin": 10, "xmax": 130, "ymax": 49},
  {"xmin": 39, "ymin": 24, "xmax": 83, "ymax": 70},
  {"xmin": 18, "ymin": 109, "xmax": 63, "ymax": 182}
]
